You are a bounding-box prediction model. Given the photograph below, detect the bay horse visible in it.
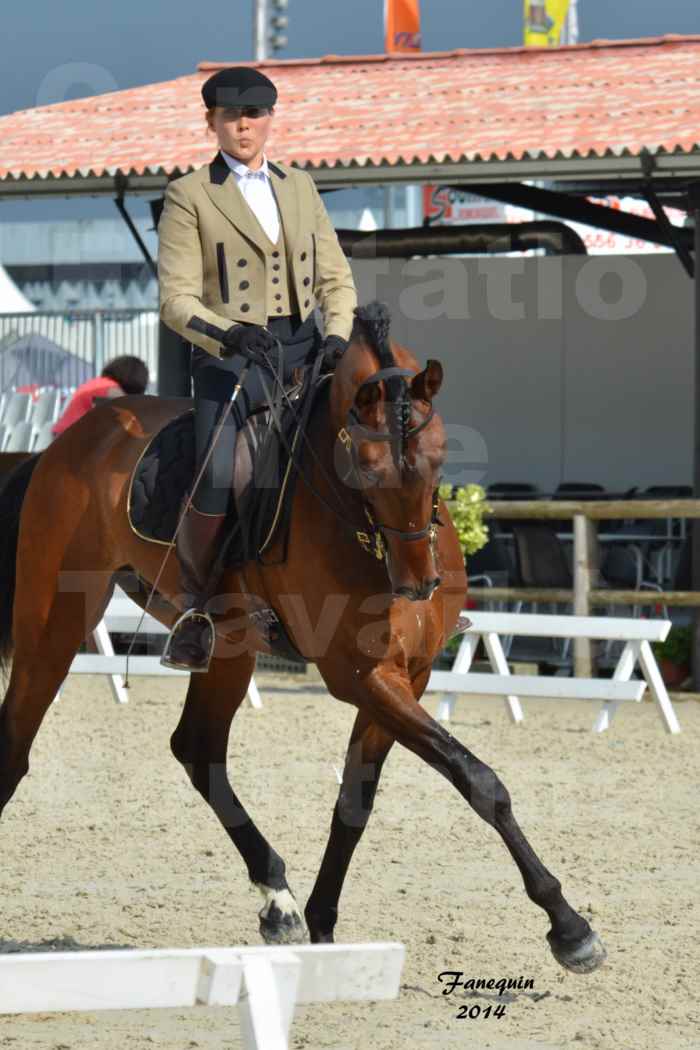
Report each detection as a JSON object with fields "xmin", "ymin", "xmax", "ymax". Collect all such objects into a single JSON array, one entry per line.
[{"xmin": 0, "ymin": 303, "xmax": 605, "ymax": 973}]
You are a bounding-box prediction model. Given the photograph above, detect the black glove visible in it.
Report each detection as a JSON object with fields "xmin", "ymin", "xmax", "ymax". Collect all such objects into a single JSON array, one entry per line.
[
  {"xmin": 321, "ymin": 335, "xmax": 349, "ymax": 371},
  {"xmin": 220, "ymin": 324, "xmax": 277, "ymax": 365}
]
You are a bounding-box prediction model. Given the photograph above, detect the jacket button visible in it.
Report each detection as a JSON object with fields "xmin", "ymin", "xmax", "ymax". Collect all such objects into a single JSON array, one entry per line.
[
  {"xmin": 275, "ymin": 293, "xmax": 282, "ymax": 300},
  {"xmin": 276, "ymin": 307, "xmax": 283, "ymax": 313},
  {"xmin": 304, "ymin": 299, "xmax": 310, "ymax": 307},
  {"xmin": 273, "ymin": 263, "xmax": 280, "ymax": 271},
  {"xmin": 272, "ymin": 277, "xmax": 280, "ymax": 284},
  {"xmin": 239, "ymin": 280, "xmax": 250, "ymax": 290},
  {"xmin": 272, "ymin": 250, "xmax": 280, "ymax": 258},
  {"xmin": 300, "ymin": 251, "xmax": 307, "ymax": 261},
  {"xmin": 241, "ymin": 303, "xmax": 250, "ymax": 312},
  {"xmin": 238, "ymin": 259, "xmax": 247, "ymax": 267},
  {"xmin": 303, "ymin": 277, "xmax": 310, "ymax": 286}
]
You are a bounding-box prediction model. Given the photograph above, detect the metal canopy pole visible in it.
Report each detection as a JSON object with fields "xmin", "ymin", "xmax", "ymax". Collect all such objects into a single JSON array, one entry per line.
[
  {"xmin": 691, "ymin": 184, "xmax": 700, "ymax": 689},
  {"xmin": 149, "ymin": 178, "xmax": 190, "ymax": 397},
  {"xmin": 640, "ymin": 150, "xmax": 694, "ymax": 278},
  {"xmin": 110, "ymin": 175, "xmax": 190, "ymax": 396}
]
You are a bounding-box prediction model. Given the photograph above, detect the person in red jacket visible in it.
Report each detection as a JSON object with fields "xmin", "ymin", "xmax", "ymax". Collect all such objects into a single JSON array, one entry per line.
[{"xmin": 52, "ymin": 356, "xmax": 149, "ymax": 436}]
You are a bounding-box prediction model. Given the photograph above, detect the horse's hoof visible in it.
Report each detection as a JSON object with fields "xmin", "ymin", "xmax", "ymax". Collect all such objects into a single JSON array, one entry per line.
[
  {"xmin": 547, "ymin": 929, "xmax": 607, "ymax": 974},
  {"xmin": 259, "ymin": 908, "xmax": 308, "ymax": 945},
  {"xmin": 308, "ymin": 929, "xmax": 335, "ymax": 945},
  {"xmin": 256, "ymin": 885, "xmax": 309, "ymax": 946}
]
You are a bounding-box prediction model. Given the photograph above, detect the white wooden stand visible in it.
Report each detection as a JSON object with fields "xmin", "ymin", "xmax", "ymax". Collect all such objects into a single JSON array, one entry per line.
[{"xmin": 430, "ymin": 611, "xmax": 680, "ymax": 734}]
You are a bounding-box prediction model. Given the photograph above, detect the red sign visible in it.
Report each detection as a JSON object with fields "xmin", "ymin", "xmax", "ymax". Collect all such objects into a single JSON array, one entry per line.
[{"xmin": 423, "ymin": 185, "xmax": 506, "ymax": 225}]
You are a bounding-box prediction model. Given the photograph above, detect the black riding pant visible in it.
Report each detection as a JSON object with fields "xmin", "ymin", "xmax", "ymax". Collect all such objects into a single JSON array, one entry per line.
[{"xmin": 190, "ymin": 312, "xmax": 322, "ymax": 514}]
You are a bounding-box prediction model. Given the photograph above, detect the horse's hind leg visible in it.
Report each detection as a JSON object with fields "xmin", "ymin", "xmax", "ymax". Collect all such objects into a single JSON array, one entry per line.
[
  {"xmin": 358, "ymin": 668, "xmax": 606, "ymax": 975},
  {"xmin": 170, "ymin": 649, "xmax": 307, "ymax": 945},
  {"xmin": 305, "ymin": 709, "xmax": 393, "ymax": 943},
  {"xmin": 0, "ymin": 569, "xmax": 115, "ymax": 815}
]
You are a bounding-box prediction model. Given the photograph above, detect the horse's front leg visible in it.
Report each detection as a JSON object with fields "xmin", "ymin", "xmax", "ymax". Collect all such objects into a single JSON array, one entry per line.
[
  {"xmin": 358, "ymin": 665, "xmax": 606, "ymax": 974},
  {"xmin": 170, "ymin": 647, "xmax": 307, "ymax": 945},
  {"xmin": 305, "ymin": 708, "xmax": 394, "ymax": 943}
]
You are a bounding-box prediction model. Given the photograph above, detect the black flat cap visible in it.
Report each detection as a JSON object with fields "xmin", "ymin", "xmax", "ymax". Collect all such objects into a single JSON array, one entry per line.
[{"xmin": 201, "ymin": 68, "xmax": 278, "ymax": 110}]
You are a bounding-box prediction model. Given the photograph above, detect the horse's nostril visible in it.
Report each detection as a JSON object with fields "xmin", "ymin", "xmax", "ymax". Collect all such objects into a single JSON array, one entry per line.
[
  {"xmin": 421, "ymin": 577, "xmax": 441, "ymax": 599},
  {"xmin": 392, "ymin": 578, "xmax": 441, "ymax": 602}
]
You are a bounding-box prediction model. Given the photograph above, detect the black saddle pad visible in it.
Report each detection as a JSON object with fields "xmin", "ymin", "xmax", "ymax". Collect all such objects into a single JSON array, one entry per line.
[
  {"xmin": 128, "ymin": 378, "xmax": 330, "ymax": 568},
  {"xmin": 128, "ymin": 408, "xmax": 198, "ymax": 546}
]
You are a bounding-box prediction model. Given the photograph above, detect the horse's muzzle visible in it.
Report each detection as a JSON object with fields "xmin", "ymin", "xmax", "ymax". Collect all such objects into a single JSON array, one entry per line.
[{"xmin": 393, "ymin": 577, "xmax": 441, "ymax": 602}]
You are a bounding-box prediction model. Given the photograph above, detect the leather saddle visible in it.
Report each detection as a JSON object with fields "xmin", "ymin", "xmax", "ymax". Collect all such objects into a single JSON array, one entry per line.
[{"xmin": 127, "ymin": 372, "xmax": 331, "ymax": 569}]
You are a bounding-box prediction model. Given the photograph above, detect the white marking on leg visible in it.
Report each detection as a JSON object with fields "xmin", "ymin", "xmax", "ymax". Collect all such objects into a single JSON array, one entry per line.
[{"xmin": 255, "ymin": 884, "xmax": 308, "ymax": 945}]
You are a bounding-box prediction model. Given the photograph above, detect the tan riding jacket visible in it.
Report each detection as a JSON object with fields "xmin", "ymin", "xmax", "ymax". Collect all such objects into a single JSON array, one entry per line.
[{"xmin": 158, "ymin": 150, "xmax": 357, "ymax": 357}]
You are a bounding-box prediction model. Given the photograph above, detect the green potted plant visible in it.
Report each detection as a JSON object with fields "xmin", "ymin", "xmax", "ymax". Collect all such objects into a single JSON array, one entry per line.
[
  {"xmin": 435, "ymin": 484, "xmax": 490, "ymax": 667},
  {"xmin": 440, "ymin": 482, "xmax": 490, "ymax": 557},
  {"xmin": 652, "ymin": 625, "xmax": 692, "ymax": 689}
]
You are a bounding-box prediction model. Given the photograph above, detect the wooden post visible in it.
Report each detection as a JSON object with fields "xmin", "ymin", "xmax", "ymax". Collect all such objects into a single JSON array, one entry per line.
[{"xmin": 573, "ymin": 513, "xmax": 599, "ymax": 676}]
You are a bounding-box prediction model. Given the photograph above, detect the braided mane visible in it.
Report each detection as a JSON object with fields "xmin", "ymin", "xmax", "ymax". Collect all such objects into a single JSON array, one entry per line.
[{"xmin": 351, "ymin": 302, "xmax": 410, "ymax": 459}]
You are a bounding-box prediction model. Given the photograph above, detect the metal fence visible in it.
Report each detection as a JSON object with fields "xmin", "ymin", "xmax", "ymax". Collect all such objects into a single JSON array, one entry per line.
[{"xmin": 0, "ymin": 309, "xmax": 159, "ymax": 394}]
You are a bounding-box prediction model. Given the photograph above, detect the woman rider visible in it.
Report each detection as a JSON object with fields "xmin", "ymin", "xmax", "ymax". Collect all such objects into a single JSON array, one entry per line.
[{"xmin": 157, "ymin": 67, "xmax": 357, "ymax": 671}]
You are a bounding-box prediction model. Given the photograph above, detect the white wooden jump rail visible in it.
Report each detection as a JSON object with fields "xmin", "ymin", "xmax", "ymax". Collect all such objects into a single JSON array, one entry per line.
[
  {"xmin": 61, "ymin": 589, "xmax": 262, "ymax": 708},
  {"xmin": 428, "ymin": 611, "xmax": 680, "ymax": 735},
  {"xmin": 0, "ymin": 942, "xmax": 404, "ymax": 1050}
]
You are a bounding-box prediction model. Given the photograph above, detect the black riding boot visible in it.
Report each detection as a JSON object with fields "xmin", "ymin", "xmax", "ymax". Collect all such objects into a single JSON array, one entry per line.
[{"xmin": 160, "ymin": 504, "xmax": 228, "ymax": 672}]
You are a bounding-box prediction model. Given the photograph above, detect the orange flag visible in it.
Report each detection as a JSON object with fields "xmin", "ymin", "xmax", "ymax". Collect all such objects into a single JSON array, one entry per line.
[{"xmin": 384, "ymin": 0, "xmax": 421, "ymax": 53}]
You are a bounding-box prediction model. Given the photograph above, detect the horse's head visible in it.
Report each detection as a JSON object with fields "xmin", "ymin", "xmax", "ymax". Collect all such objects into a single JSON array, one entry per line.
[{"xmin": 331, "ymin": 303, "xmax": 446, "ymax": 602}]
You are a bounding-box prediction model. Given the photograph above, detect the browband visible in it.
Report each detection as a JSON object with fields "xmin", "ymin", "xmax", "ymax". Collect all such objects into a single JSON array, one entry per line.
[{"xmin": 357, "ymin": 366, "xmax": 415, "ymax": 391}]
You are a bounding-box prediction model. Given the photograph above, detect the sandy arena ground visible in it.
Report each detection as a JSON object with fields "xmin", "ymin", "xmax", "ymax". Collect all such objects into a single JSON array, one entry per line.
[{"xmin": 0, "ymin": 671, "xmax": 697, "ymax": 1050}]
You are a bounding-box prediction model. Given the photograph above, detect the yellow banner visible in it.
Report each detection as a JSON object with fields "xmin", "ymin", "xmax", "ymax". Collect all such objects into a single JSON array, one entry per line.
[{"xmin": 523, "ymin": 0, "xmax": 570, "ymax": 47}]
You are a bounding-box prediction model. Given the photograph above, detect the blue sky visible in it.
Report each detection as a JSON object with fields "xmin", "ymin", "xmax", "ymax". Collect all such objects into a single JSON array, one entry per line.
[
  {"xmin": 1, "ymin": 0, "xmax": 697, "ymax": 221},
  {"xmin": 1, "ymin": 0, "xmax": 698, "ymax": 116}
]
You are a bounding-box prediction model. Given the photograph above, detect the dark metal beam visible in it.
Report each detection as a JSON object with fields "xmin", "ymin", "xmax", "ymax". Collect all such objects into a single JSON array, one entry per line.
[
  {"xmin": 466, "ymin": 181, "xmax": 694, "ymax": 252},
  {"xmin": 113, "ymin": 175, "xmax": 158, "ymax": 279},
  {"xmin": 337, "ymin": 221, "xmax": 586, "ymax": 257},
  {"xmin": 638, "ymin": 150, "xmax": 694, "ymax": 278}
]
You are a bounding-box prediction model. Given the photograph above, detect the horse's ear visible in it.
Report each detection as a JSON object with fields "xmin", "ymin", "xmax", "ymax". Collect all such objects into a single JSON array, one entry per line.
[{"xmin": 410, "ymin": 359, "xmax": 443, "ymax": 402}]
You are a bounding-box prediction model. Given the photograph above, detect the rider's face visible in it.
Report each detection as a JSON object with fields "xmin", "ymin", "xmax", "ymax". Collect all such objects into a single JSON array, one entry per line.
[{"xmin": 206, "ymin": 105, "xmax": 274, "ymax": 169}]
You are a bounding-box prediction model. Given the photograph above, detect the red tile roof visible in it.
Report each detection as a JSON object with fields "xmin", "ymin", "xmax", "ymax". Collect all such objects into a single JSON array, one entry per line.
[{"xmin": 1, "ymin": 35, "xmax": 700, "ymax": 190}]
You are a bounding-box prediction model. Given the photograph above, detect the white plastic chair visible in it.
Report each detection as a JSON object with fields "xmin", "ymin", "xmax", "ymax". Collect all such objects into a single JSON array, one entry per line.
[
  {"xmin": 4, "ymin": 421, "xmax": 34, "ymax": 452},
  {"xmin": 3, "ymin": 393, "xmax": 32, "ymax": 428},
  {"xmin": 30, "ymin": 389, "xmax": 61, "ymax": 428},
  {"xmin": 32, "ymin": 421, "xmax": 56, "ymax": 452}
]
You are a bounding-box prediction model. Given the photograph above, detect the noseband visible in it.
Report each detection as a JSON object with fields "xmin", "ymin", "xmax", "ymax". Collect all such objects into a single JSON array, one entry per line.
[{"xmin": 336, "ymin": 366, "xmax": 443, "ymax": 560}]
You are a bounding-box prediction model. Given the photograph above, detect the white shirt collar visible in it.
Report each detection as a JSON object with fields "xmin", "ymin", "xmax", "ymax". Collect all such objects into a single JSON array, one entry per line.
[{"xmin": 221, "ymin": 149, "xmax": 270, "ymax": 179}]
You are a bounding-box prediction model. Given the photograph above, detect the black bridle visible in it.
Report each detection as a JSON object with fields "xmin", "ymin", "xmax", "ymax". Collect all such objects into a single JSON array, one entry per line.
[
  {"xmin": 335, "ymin": 366, "xmax": 443, "ymax": 560},
  {"xmin": 252, "ymin": 352, "xmax": 443, "ymax": 564}
]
